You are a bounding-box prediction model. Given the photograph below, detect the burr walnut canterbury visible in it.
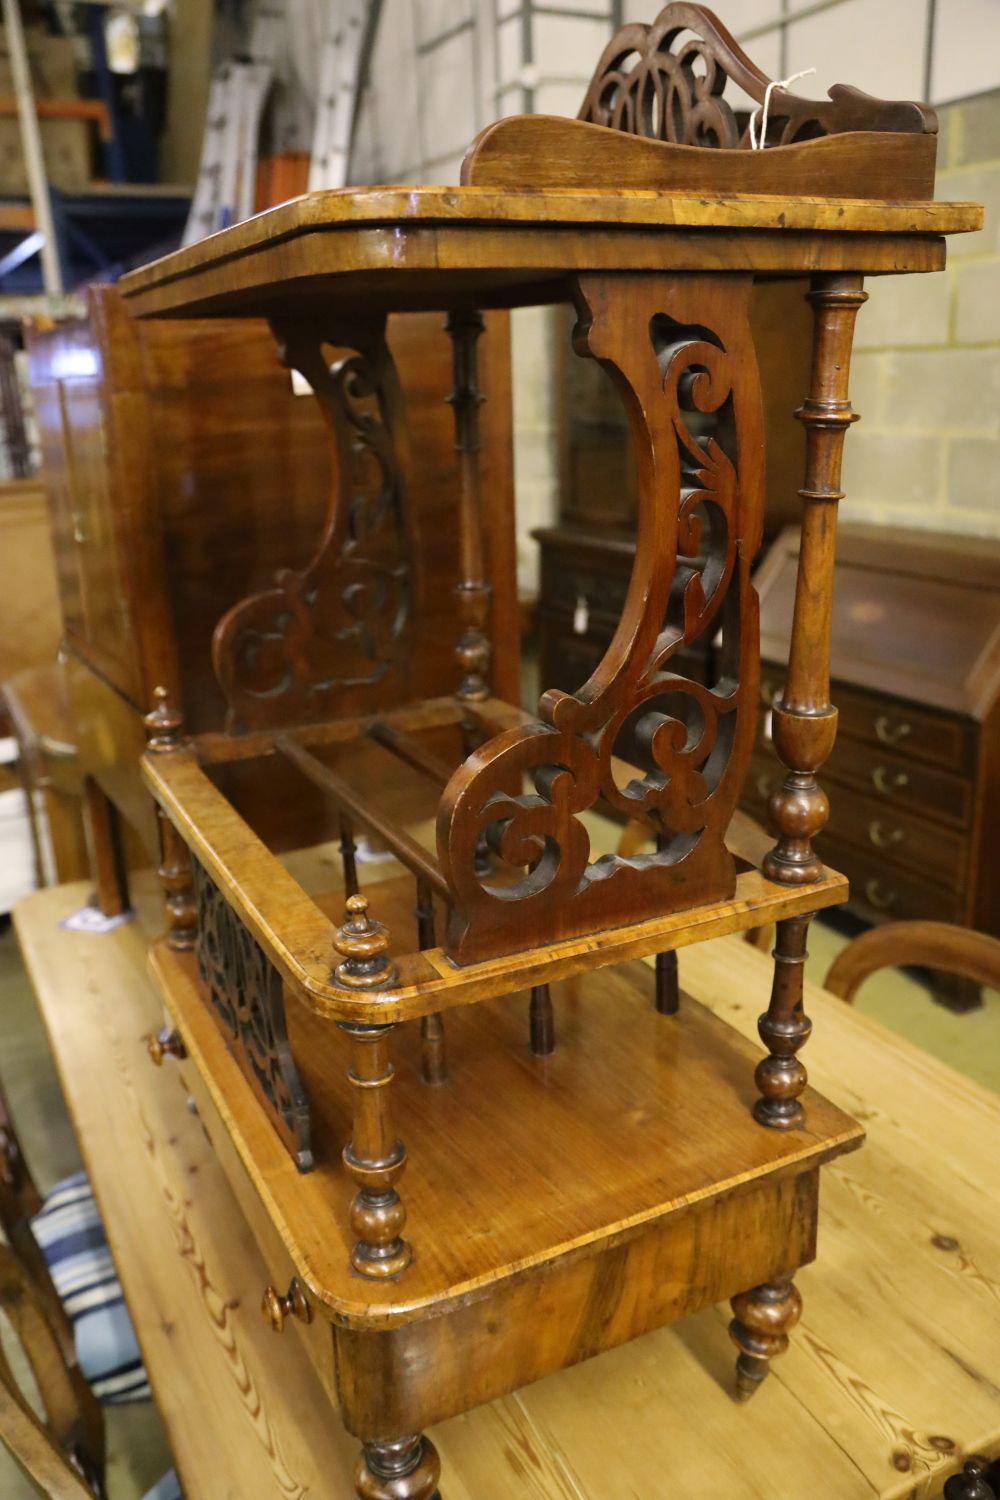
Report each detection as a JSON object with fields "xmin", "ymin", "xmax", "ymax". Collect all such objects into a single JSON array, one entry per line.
[{"xmin": 120, "ymin": 7, "xmax": 979, "ymax": 1497}]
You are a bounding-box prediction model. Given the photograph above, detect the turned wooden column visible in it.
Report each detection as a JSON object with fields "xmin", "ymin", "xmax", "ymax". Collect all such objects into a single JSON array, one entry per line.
[
  {"xmin": 529, "ymin": 984, "xmax": 555, "ymax": 1056},
  {"xmin": 764, "ymin": 273, "xmax": 867, "ymax": 886},
  {"xmin": 339, "ymin": 814, "xmax": 359, "ymax": 898},
  {"xmin": 143, "ymin": 686, "xmax": 196, "ymax": 951},
  {"xmin": 729, "ymin": 1275, "xmax": 802, "ymax": 1400},
  {"xmin": 415, "ymin": 879, "xmax": 446, "ymax": 1086},
  {"xmin": 756, "ymin": 273, "xmax": 866, "ymax": 1129},
  {"xmin": 445, "ymin": 310, "xmax": 491, "ymax": 732},
  {"xmin": 333, "ymin": 895, "xmax": 412, "ymax": 1278}
]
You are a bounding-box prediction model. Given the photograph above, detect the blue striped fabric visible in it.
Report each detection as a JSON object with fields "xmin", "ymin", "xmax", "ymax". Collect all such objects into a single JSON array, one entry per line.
[
  {"xmin": 143, "ymin": 1468, "xmax": 182, "ymax": 1500},
  {"xmin": 31, "ymin": 1171, "xmax": 152, "ymax": 1405}
]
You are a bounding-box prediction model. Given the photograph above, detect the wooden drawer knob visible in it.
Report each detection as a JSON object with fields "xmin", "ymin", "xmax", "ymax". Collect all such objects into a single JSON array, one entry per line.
[
  {"xmin": 147, "ymin": 1028, "xmax": 186, "ymax": 1066},
  {"xmin": 261, "ymin": 1277, "xmax": 313, "ymax": 1333}
]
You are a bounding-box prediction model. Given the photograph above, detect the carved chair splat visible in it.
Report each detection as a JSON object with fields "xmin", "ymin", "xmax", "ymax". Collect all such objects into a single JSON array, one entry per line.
[{"xmin": 120, "ymin": 6, "xmax": 979, "ymax": 1495}]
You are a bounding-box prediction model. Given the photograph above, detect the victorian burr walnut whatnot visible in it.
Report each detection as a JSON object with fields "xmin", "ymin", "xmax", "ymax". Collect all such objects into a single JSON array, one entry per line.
[{"xmin": 118, "ymin": 8, "xmax": 979, "ymax": 1497}]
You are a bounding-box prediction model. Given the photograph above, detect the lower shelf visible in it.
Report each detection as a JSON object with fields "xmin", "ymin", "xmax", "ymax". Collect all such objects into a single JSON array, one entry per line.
[{"xmin": 151, "ymin": 920, "xmax": 864, "ymax": 1335}]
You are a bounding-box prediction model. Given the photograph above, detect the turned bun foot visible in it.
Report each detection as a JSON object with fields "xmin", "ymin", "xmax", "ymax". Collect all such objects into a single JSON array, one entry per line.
[
  {"xmin": 729, "ymin": 1276, "xmax": 802, "ymax": 1400},
  {"xmin": 944, "ymin": 1458, "xmax": 998, "ymax": 1500},
  {"xmin": 355, "ymin": 1434, "xmax": 441, "ymax": 1500}
]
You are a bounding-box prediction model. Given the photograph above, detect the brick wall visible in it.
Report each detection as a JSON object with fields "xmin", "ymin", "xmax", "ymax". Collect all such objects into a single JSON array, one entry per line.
[{"xmin": 844, "ymin": 87, "xmax": 1000, "ymax": 534}]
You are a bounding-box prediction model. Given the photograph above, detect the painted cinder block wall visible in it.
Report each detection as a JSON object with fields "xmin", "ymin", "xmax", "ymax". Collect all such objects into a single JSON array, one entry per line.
[
  {"xmin": 349, "ymin": 1, "xmax": 1000, "ymax": 585},
  {"xmin": 846, "ymin": 88, "xmax": 1000, "ymax": 534}
]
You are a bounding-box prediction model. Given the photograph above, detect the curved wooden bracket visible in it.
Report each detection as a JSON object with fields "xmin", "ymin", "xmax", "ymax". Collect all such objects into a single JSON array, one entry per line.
[
  {"xmin": 212, "ymin": 317, "xmax": 414, "ymax": 731},
  {"xmin": 437, "ymin": 271, "xmax": 764, "ymax": 963}
]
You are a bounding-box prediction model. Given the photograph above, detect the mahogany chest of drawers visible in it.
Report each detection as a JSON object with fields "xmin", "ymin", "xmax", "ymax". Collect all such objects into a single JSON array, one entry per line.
[{"xmin": 742, "ymin": 525, "xmax": 1000, "ymax": 1010}]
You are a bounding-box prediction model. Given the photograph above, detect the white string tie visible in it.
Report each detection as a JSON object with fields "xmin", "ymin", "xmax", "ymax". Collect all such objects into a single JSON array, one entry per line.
[{"xmin": 750, "ymin": 67, "xmax": 816, "ymax": 149}]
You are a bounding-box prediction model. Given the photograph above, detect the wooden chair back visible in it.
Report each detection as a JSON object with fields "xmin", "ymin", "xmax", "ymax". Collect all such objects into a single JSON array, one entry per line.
[
  {"xmin": 824, "ymin": 921, "xmax": 1000, "ymax": 1004},
  {"xmin": 0, "ymin": 1078, "xmax": 75, "ymax": 1361},
  {"xmin": 0, "ymin": 1241, "xmax": 103, "ymax": 1496}
]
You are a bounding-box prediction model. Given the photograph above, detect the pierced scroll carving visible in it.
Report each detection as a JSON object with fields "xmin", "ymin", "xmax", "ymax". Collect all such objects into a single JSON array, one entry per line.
[
  {"xmin": 438, "ymin": 273, "xmax": 763, "ymax": 964},
  {"xmin": 578, "ymin": 2, "xmax": 935, "ymax": 149},
  {"xmin": 212, "ymin": 318, "xmax": 413, "ymax": 731},
  {"xmin": 193, "ymin": 858, "xmax": 314, "ymax": 1171}
]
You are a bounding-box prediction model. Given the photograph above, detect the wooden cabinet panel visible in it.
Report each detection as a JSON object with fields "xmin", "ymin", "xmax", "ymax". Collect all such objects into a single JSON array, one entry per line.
[{"xmin": 818, "ymin": 832, "xmax": 966, "ymax": 927}]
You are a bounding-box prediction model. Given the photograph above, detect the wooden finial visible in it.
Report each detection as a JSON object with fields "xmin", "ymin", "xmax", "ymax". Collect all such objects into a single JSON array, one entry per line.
[
  {"xmin": 333, "ymin": 894, "xmax": 398, "ymax": 990},
  {"xmin": 144, "ymin": 685, "xmax": 184, "ymax": 753}
]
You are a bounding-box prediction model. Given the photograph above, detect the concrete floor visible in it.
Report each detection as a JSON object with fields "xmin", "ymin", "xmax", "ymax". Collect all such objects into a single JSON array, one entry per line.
[{"xmin": 0, "ymin": 870, "xmax": 997, "ymax": 1497}]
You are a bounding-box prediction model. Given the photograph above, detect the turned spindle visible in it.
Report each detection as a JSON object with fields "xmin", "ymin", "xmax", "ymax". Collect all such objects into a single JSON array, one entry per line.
[
  {"xmin": 333, "ymin": 896, "xmax": 411, "ymax": 1278},
  {"xmin": 755, "ymin": 275, "xmax": 865, "ymax": 1128},
  {"xmin": 415, "ymin": 880, "xmax": 447, "ymax": 1086},
  {"xmin": 729, "ymin": 1275, "xmax": 802, "ymax": 1400},
  {"xmin": 143, "ymin": 687, "xmax": 196, "ymax": 952},
  {"xmin": 355, "ymin": 1433, "xmax": 441, "ymax": 1500},
  {"xmin": 445, "ymin": 309, "xmax": 491, "ymax": 734},
  {"xmin": 339, "ymin": 814, "xmax": 359, "ymax": 897},
  {"xmin": 529, "ymin": 984, "xmax": 555, "ymax": 1056},
  {"xmin": 754, "ymin": 914, "xmax": 812, "ymax": 1129},
  {"xmin": 764, "ymin": 273, "xmax": 867, "ymax": 886},
  {"xmin": 655, "ymin": 950, "xmax": 680, "ymax": 1014}
]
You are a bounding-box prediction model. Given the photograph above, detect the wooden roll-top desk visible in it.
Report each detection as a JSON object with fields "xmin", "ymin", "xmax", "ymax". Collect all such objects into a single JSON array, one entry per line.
[{"xmin": 117, "ymin": 8, "xmax": 979, "ymax": 1498}]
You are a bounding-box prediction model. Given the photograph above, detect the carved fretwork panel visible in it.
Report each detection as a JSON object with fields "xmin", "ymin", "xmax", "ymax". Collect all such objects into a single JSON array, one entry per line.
[
  {"xmin": 212, "ymin": 317, "xmax": 413, "ymax": 731},
  {"xmin": 578, "ymin": 2, "xmax": 935, "ymax": 149},
  {"xmin": 438, "ymin": 272, "xmax": 764, "ymax": 964},
  {"xmin": 192, "ymin": 857, "xmax": 314, "ymax": 1171}
]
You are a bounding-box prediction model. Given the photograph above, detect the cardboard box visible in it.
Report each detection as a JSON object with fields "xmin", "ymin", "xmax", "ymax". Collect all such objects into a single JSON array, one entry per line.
[{"xmin": 0, "ymin": 27, "xmax": 78, "ymax": 100}]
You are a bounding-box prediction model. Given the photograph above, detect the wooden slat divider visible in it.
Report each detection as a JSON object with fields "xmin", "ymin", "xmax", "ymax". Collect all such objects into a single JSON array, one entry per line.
[
  {"xmin": 277, "ymin": 736, "xmax": 451, "ymax": 904},
  {"xmin": 367, "ymin": 719, "xmax": 457, "ymax": 785}
]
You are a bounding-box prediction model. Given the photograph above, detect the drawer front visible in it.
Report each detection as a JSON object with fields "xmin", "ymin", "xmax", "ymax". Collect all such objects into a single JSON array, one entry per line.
[
  {"xmin": 826, "ymin": 734, "xmax": 972, "ymax": 831},
  {"xmin": 752, "ymin": 715, "xmax": 972, "ymax": 832},
  {"xmin": 758, "ymin": 665, "xmax": 973, "ymax": 775},
  {"xmin": 173, "ymin": 1059, "xmax": 338, "ymax": 1404},
  {"xmin": 539, "ymin": 613, "xmax": 708, "ymax": 700},
  {"xmin": 816, "ymin": 832, "xmax": 966, "ymax": 926},
  {"xmin": 540, "ymin": 558, "xmax": 631, "ymax": 626},
  {"xmin": 742, "ymin": 754, "xmax": 969, "ymax": 893}
]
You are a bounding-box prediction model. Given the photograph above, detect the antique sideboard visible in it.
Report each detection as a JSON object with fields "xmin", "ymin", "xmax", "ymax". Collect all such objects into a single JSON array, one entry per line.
[
  {"xmin": 118, "ymin": 6, "xmax": 978, "ymax": 1498},
  {"xmin": 742, "ymin": 524, "xmax": 1000, "ymax": 1011},
  {"xmin": 26, "ymin": 288, "xmax": 517, "ymax": 913}
]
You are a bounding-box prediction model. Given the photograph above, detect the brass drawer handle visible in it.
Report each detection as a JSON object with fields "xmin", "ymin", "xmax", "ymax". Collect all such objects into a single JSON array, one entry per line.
[
  {"xmin": 761, "ymin": 680, "xmax": 781, "ymax": 707},
  {"xmin": 147, "ymin": 1028, "xmax": 186, "ymax": 1066},
  {"xmin": 872, "ymin": 766, "xmax": 909, "ymax": 795},
  {"xmin": 754, "ymin": 772, "xmax": 773, "ymax": 799},
  {"xmin": 864, "ymin": 877, "xmax": 898, "ymax": 911},
  {"xmin": 868, "ymin": 820, "xmax": 903, "ymax": 850},
  {"xmin": 875, "ymin": 715, "xmax": 912, "ymax": 746},
  {"xmin": 262, "ymin": 1277, "xmax": 313, "ymax": 1333}
]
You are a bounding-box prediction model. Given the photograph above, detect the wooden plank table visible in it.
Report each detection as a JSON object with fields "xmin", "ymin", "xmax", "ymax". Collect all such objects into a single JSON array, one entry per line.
[{"xmin": 13, "ymin": 875, "xmax": 1000, "ymax": 1499}]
